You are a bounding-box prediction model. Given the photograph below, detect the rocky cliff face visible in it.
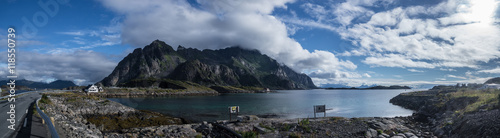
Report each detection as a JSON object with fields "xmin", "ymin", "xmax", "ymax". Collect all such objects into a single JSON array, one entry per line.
[
  {"xmin": 390, "ymin": 88, "xmax": 500, "ymax": 137},
  {"xmin": 100, "ymin": 40, "xmax": 316, "ymax": 89}
]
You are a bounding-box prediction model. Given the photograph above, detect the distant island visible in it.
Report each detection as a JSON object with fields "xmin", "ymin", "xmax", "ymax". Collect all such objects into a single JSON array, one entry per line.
[{"xmin": 325, "ymin": 85, "xmax": 411, "ymax": 90}]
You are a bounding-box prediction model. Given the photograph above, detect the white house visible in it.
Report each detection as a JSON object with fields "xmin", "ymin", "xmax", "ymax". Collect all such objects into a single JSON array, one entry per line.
[
  {"xmin": 480, "ymin": 84, "xmax": 500, "ymax": 90},
  {"xmin": 85, "ymin": 84, "xmax": 102, "ymax": 93}
]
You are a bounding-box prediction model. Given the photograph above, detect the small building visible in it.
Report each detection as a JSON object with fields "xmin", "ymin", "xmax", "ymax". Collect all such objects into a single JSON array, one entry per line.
[
  {"xmin": 480, "ymin": 84, "xmax": 500, "ymax": 90},
  {"xmin": 85, "ymin": 84, "xmax": 102, "ymax": 93}
]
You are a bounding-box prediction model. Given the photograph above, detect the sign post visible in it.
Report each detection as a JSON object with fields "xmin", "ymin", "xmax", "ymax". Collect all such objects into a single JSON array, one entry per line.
[
  {"xmin": 313, "ymin": 105, "xmax": 326, "ymax": 118},
  {"xmin": 228, "ymin": 106, "xmax": 239, "ymax": 121}
]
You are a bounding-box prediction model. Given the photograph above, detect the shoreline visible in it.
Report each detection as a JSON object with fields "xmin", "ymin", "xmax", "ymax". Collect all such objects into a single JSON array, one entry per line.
[
  {"xmin": 39, "ymin": 90, "xmax": 432, "ymax": 137},
  {"xmin": 41, "ymin": 88, "xmax": 500, "ymax": 137},
  {"xmin": 86, "ymin": 86, "xmax": 281, "ymax": 98}
]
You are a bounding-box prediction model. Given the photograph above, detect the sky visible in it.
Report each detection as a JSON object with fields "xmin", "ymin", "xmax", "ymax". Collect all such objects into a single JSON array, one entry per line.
[{"xmin": 1, "ymin": 0, "xmax": 500, "ymax": 88}]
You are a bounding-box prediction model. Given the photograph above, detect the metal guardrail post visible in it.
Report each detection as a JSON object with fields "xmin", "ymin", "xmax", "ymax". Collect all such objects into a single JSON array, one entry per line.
[{"xmin": 36, "ymin": 98, "xmax": 59, "ymax": 138}]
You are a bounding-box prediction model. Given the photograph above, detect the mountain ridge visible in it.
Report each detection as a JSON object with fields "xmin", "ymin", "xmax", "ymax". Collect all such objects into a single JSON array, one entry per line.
[
  {"xmin": 100, "ymin": 40, "xmax": 317, "ymax": 89},
  {"xmin": 0, "ymin": 79, "xmax": 77, "ymax": 89}
]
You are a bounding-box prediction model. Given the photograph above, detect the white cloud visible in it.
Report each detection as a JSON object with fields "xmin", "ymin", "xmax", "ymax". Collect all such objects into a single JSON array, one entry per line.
[
  {"xmin": 363, "ymin": 54, "xmax": 435, "ymax": 68},
  {"xmin": 478, "ymin": 67, "xmax": 500, "ymax": 74},
  {"xmin": 447, "ymin": 74, "xmax": 467, "ymax": 79},
  {"xmin": 49, "ymin": 17, "xmax": 122, "ymax": 54},
  {"xmin": 0, "ymin": 50, "xmax": 117, "ymax": 85},
  {"xmin": 408, "ymin": 69, "xmax": 424, "ymax": 72},
  {"xmin": 439, "ymin": 68, "xmax": 457, "ymax": 72},
  {"xmin": 288, "ymin": 0, "xmax": 500, "ymax": 70},
  {"xmin": 97, "ymin": 0, "xmax": 357, "ymax": 85},
  {"xmin": 57, "ymin": 31, "xmax": 85, "ymax": 36}
]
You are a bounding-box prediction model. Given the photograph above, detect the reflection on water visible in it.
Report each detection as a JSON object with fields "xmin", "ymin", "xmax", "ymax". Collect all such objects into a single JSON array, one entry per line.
[{"xmin": 108, "ymin": 89, "xmax": 414, "ymax": 122}]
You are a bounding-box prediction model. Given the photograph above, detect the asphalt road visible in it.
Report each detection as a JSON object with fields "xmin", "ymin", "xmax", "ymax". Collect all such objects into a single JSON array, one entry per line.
[{"xmin": 0, "ymin": 92, "xmax": 41, "ymax": 138}]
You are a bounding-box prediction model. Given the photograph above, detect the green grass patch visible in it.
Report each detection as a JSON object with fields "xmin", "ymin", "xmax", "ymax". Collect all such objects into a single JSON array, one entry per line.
[
  {"xmin": 298, "ymin": 118, "xmax": 311, "ymax": 133},
  {"xmin": 449, "ymin": 89, "xmax": 500, "ymax": 113},
  {"xmin": 39, "ymin": 94, "xmax": 52, "ymax": 105},
  {"xmin": 281, "ymin": 123, "xmax": 291, "ymax": 131},
  {"xmin": 259, "ymin": 123, "xmax": 275, "ymax": 131},
  {"xmin": 288, "ymin": 132, "xmax": 302, "ymax": 138},
  {"xmin": 240, "ymin": 131, "xmax": 258, "ymax": 138}
]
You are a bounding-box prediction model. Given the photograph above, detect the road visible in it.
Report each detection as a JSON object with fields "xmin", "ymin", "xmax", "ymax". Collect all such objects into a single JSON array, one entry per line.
[{"xmin": 0, "ymin": 92, "xmax": 41, "ymax": 138}]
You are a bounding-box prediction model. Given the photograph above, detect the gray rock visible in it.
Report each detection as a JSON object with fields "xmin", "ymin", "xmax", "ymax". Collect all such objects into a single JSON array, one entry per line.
[
  {"xmin": 366, "ymin": 128, "xmax": 378, "ymax": 137},
  {"xmin": 403, "ymin": 132, "xmax": 415, "ymax": 137}
]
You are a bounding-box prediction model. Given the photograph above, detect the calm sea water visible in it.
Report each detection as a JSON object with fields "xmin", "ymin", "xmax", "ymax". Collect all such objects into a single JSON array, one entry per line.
[{"xmin": 108, "ymin": 89, "xmax": 415, "ymax": 122}]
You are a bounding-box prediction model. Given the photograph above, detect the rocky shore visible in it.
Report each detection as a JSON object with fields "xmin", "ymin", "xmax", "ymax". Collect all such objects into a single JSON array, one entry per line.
[
  {"xmin": 38, "ymin": 91, "xmax": 436, "ymax": 138},
  {"xmin": 217, "ymin": 115, "xmax": 436, "ymax": 138},
  {"xmin": 390, "ymin": 88, "xmax": 500, "ymax": 137},
  {"xmin": 39, "ymin": 86, "xmax": 500, "ymax": 137},
  {"xmin": 38, "ymin": 92, "xmax": 188, "ymax": 137},
  {"xmin": 90, "ymin": 90, "xmax": 218, "ymax": 98}
]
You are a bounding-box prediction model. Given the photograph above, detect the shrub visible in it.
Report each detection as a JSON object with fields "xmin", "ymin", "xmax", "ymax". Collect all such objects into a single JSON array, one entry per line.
[
  {"xmin": 281, "ymin": 123, "xmax": 291, "ymax": 131},
  {"xmin": 39, "ymin": 94, "xmax": 52, "ymax": 104},
  {"xmin": 259, "ymin": 123, "xmax": 275, "ymax": 131},
  {"xmin": 241, "ymin": 131, "xmax": 258, "ymax": 138},
  {"xmin": 289, "ymin": 132, "xmax": 302, "ymax": 138}
]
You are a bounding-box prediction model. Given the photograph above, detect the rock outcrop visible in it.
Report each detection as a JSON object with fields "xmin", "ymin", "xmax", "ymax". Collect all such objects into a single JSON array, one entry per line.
[
  {"xmin": 390, "ymin": 87, "xmax": 500, "ymax": 137},
  {"xmin": 100, "ymin": 40, "xmax": 316, "ymax": 90}
]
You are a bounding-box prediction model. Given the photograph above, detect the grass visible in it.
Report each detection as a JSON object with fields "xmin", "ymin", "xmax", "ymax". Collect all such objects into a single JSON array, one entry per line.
[
  {"xmin": 240, "ymin": 131, "xmax": 258, "ymax": 138},
  {"xmin": 32, "ymin": 103, "xmax": 40, "ymax": 118},
  {"xmin": 298, "ymin": 118, "xmax": 311, "ymax": 133},
  {"xmin": 329, "ymin": 117, "xmax": 344, "ymax": 122},
  {"xmin": 448, "ymin": 89, "xmax": 500, "ymax": 113},
  {"xmin": 288, "ymin": 132, "xmax": 302, "ymax": 138},
  {"xmin": 259, "ymin": 123, "xmax": 275, "ymax": 131},
  {"xmin": 116, "ymin": 78, "xmax": 215, "ymax": 93},
  {"xmin": 281, "ymin": 123, "xmax": 291, "ymax": 131},
  {"xmin": 39, "ymin": 94, "xmax": 52, "ymax": 104}
]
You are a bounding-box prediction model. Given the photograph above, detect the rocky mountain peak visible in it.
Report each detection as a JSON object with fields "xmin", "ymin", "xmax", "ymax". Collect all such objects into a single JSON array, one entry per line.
[{"xmin": 100, "ymin": 40, "xmax": 317, "ymax": 89}]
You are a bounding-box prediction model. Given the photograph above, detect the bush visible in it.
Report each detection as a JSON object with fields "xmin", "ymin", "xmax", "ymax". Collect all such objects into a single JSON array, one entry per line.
[
  {"xmin": 241, "ymin": 131, "xmax": 258, "ymax": 138},
  {"xmin": 299, "ymin": 118, "xmax": 311, "ymax": 133},
  {"xmin": 259, "ymin": 123, "xmax": 275, "ymax": 131},
  {"xmin": 289, "ymin": 133, "xmax": 302, "ymax": 138},
  {"xmin": 281, "ymin": 123, "xmax": 291, "ymax": 131},
  {"xmin": 39, "ymin": 94, "xmax": 52, "ymax": 104},
  {"xmin": 498, "ymin": 94, "xmax": 500, "ymax": 106}
]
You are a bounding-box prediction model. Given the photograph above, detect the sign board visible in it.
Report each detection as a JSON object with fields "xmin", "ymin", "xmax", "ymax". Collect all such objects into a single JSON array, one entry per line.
[
  {"xmin": 228, "ymin": 106, "xmax": 239, "ymax": 121},
  {"xmin": 229, "ymin": 106, "xmax": 239, "ymax": 113},
  {"xmin": 313, "ymin": 105, "xmax": 326, "ymax": 118},
  {"xmin": 314, "ymin": 105, "xmax": 326, "ymax": 113}
]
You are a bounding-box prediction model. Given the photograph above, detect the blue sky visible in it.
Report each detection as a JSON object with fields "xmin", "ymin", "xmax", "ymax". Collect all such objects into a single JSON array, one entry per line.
[{"xmin": 2, "ymin": 0, "xmax": 500, "ymax": 87}]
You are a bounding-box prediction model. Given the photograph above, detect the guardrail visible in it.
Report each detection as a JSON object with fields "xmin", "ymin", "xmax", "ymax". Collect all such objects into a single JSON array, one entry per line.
[{"xmin": 36, "ymin": 98, "xmax": 59, "ymax": 138}]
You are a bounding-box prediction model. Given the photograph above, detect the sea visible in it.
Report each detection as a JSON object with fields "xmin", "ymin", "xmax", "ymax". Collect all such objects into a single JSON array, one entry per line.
[{"xmin": 108, "ymin": 89, "xmax": 416, "ymax": 122}]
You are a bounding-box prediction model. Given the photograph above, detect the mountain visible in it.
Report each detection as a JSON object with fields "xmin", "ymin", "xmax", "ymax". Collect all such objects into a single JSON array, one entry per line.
[
  {"xmin": 320, "ymin": 83, "xmax": 351, "ymax": 88},
  {"xmin": 484, "ymin": 77, "xmax": 500, "ymax": 84},
  {"xmin": 0, "ymin": 79, "xmax": 77, "ymax": 89},
  {"xmin": 100, "ymin": 40, "xmax": 317, "ymax": 89},
  {"xmin": 366, "ymin": 85, "xmax": 411, "ymax": 89},
  {"xmin": 358, "ymin": 84, "xmax": 377, "ymax": 89}
]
